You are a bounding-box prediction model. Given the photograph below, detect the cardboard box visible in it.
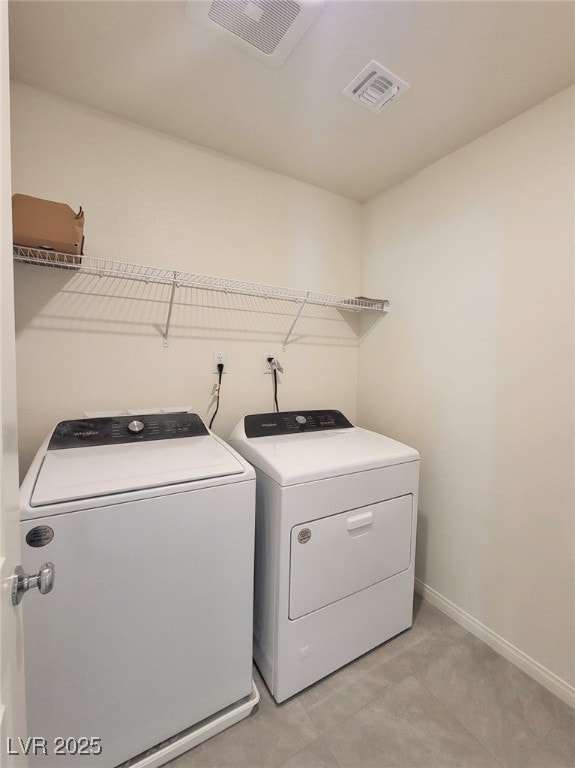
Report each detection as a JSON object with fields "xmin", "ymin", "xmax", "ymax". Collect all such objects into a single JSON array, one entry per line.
[{"xmin": 12, "ymin": 194, "xmax": 84, "ymax": 265}]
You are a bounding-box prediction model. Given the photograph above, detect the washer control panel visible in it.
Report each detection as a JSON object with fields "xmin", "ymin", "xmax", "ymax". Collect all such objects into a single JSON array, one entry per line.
[
  {"xmin": 48, "ymin": 413, "xmax": 209, "ymax": 449},
  {"xmin": 244, "ymin": 410, "xmax": 353, "ymax": 438}
]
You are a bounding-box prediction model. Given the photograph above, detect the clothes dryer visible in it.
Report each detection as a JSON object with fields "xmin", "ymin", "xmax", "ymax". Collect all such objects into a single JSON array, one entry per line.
[
  {"xmin": 19, "ymin": 412, "xmax": 258, "ymax": 767},
  {"xmin": 229, "ymin": 409, "xmax": 419, "ymax": 702}
]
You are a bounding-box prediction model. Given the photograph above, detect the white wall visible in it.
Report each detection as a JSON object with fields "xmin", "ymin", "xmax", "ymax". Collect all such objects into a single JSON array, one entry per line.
[
  {"xmin": 10, "ymin": 83, "xmax": 362, "ymax": 476},
  {"xmin": 359, "ymin": 87, "xmax": 575, "ymax": 699}
]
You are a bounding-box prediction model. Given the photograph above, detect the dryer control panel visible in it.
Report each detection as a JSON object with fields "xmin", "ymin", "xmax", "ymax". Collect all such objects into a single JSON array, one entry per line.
[
  {"xmin": 48, "ymin": 413, "xmax": 209, "ymax": 449},
  {"xmin": 244, "ymin": 410, "xmax": 353, "ymax": 438}
]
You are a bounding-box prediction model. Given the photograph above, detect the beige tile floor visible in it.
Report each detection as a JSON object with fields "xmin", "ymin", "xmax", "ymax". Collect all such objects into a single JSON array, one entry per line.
[{"xmin": 169, "ymin": 595, "xmax": 574, "ymax": 768}]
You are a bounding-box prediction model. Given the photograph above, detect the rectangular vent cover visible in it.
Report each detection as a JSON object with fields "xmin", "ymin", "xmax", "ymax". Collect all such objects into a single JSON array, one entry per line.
[
  {"xmin": 342, "ymin": 60, "xmax": 410, "ymax": 113},
  {"xmin": 208, "ymin": 0, "xmax": 300, "ymax": 55},
  {"xmin": 186, "ymin": 1, "xmax": 325, "ymax": 68}
]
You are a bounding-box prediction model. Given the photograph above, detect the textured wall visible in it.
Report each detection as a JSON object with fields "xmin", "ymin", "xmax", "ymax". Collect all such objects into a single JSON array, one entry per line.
[
  {"xmin": 10, "ymin": 83, "xmax": 363, "ymax": 476},
  {"xmin": 359, "ymin": 87, "xmax": 574, "ymax": 694}
]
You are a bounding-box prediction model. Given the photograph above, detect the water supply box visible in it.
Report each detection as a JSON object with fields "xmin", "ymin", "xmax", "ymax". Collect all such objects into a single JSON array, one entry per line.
[{"xmin": 12, "ymin": 194, "xmax": 84, "ymax": 266}]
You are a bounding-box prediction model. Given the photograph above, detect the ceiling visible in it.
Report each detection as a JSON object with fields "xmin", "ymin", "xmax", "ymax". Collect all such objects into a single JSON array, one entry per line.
[{"xmin": 8, "ymin": 0, "xmax": 575, "ymax": 201}]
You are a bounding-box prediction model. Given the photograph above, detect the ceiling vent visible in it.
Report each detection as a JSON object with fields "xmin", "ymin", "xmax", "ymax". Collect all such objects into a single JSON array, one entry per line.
[
  {"xmin": 185, "ymin": 1, "xmax": 325, "ymax": 68},
  {"xmin": 342, "ymin": 60, "xmax": 410, "ymax": 113}
]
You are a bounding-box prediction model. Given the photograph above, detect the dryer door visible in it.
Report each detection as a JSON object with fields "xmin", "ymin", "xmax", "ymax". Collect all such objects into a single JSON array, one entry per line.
[{"xmin": 289, "ymin": 495, "xmax": 413, "ymax": 620}]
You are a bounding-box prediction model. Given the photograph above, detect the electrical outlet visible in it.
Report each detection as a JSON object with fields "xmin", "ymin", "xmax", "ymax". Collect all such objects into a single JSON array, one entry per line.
[
  {"xmin": 213, "ymin": 352, "xmax": 228, "ymax": 374},
  {"xmin": 263, "ymin": 354, "xmax": 275, "ymax": 374}
]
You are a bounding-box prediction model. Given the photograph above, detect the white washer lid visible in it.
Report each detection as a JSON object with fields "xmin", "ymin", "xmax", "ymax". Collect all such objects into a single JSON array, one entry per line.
[
  {"xmin": 229, "ymin": 426, "xmax": 419, "ymax": 486},
  {"xmin": 31, "ymin": 435, "xmax": 245, "ymax": 506}
]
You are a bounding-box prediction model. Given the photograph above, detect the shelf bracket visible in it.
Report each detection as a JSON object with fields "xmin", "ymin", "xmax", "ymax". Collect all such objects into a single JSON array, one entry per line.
[
  {"xmin": 283, "ymin": 293, "xmax": 310, "ymax": 350},
  {"xmin": 163, "ymin": 272, "xmax": 179, "ymax": 347}
]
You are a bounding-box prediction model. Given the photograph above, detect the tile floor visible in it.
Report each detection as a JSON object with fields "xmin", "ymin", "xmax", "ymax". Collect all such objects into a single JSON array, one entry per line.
[{"xmin": 170, "ymin": 595, "xmax": 574, "ymax": 768}]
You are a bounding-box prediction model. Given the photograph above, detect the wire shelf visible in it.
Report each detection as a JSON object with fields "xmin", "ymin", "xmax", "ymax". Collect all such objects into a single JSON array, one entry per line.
[
  {"xmin": 13, "ymin": 246, "xmax": 389, "ymax": 347},
  {"xmin": 13, "ymin": 247, "xmax": 388, "ymax": 312}
]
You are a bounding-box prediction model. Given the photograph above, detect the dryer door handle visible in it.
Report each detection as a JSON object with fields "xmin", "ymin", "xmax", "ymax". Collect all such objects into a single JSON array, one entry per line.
[{"xmin": 346, "ymin": 511, "xmax": 373, "ymax": 531}]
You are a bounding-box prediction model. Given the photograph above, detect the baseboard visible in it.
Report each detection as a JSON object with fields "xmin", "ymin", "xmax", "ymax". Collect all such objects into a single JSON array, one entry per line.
[{"xmin": 414, "ymin": 578, "xmax": 575, "ymax": 709}]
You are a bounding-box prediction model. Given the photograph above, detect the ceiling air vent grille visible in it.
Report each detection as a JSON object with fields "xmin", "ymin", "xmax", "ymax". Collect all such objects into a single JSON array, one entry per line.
[
  {"xmin": 342, "ymin": 60, "xmax": 410, "ymax": 113},
  {"xmin": 208, "ymin": 0, "xmax": 300, "ymax": 55},
  {"xmin": 186, "ymin": 1, "xmax": 325, "ymax": 68}
]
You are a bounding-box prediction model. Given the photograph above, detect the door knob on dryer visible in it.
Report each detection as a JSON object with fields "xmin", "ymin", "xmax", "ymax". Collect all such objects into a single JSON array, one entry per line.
[{"xmin": 11, "ymin": 562, "xmax": 55, "ymax": 606}]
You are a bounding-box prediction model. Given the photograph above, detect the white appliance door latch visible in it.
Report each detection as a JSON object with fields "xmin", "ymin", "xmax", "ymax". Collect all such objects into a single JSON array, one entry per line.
[
  {"xmin": 346, "ymin": 511, "xmax": 373, "ymax": 531},
  {"xmin": 11, "ymin": 562, "xmax": 55, "ymax": 606}
]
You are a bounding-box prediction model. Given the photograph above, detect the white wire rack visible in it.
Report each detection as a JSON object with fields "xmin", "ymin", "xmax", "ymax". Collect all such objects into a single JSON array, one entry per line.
[{"xmin": 13, "ymin": 246, "xmax": 389, "ymax": 346}]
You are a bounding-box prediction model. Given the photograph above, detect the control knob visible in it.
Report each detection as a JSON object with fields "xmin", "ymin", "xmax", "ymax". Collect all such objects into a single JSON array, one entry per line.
[
  {"xmin": 295, "ymin": 415, "xmax": 307, "ymax": 425},
  {"xmin": 127, "ymin": 420, "xmax": 145, "ymax": 434}
]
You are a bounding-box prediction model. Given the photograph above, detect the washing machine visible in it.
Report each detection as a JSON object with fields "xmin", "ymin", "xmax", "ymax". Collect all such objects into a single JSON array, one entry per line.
[
  {"xmin": 229, "ymin": 409, "xmax": 419, "ymax": 702},
  {"xmin": 18, "ymin": 411, "xmax": 258, "ymax": 768}
]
